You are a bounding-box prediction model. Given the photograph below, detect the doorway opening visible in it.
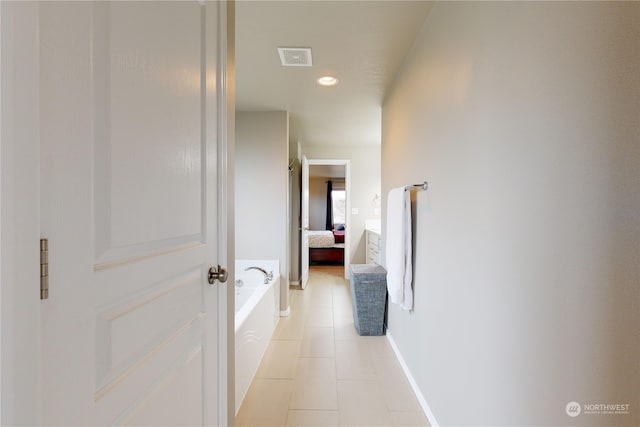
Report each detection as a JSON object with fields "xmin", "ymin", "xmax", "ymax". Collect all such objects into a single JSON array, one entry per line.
[{"xmin": 301, "ymin": 158, "xmax": 351, "ymax": 289}]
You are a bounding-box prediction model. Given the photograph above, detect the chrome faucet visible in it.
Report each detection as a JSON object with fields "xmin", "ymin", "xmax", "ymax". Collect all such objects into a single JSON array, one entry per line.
[{"xmin": 244, "ymin": 267, "xmax": 274, "ymax": 284}]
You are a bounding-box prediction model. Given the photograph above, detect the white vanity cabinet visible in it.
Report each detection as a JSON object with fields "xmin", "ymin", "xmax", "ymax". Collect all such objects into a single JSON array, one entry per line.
[{"xmin": 366, "ymin": 229, "xmax": 381, "ymax": 265}]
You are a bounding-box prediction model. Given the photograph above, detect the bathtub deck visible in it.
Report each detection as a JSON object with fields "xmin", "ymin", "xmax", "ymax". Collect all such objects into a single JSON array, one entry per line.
[{"xmin": 235, "ymin": 265, "xmax": 429, "ymax": 427}]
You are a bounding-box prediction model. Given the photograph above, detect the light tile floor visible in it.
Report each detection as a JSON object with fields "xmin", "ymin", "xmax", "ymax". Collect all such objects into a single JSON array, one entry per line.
[{"xmin": 236, "ymin": 266, "xmax": 430, "ymax": 427}]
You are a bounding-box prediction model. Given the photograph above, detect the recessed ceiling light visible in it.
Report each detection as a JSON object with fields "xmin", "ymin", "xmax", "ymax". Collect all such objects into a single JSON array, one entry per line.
[{"xmin": 317, "ymin": 76, "xmax": 338, "ymax": 86}]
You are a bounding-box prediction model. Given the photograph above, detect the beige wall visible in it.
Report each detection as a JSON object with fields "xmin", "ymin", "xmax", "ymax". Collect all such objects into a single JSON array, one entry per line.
[
  {"xmin": 308, "ymin": 177, "xmax": 327, "ymax": 230},
  {"xmin": 309, "ymin": 176, "xmax": 347, "ymax": 230},
  {"xmin": 236, "ymin": 111, "xmax": 289, "ymax": 310},
  {"xmin": 382, "ymin": 2, "xmax": 640, "ymax": 426},
  {"xmin": 302, "ymin": 145, "xmax": 381, "ymax": 264}
]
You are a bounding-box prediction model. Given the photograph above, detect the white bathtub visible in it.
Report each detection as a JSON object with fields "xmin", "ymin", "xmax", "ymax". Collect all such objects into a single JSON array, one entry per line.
[{"xmin": 234, "ymin": 260, "xmax": 280, "ymax": 414}]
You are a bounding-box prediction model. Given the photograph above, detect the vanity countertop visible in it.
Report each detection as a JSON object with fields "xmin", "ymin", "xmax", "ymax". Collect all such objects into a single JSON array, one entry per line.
[{"xmin": 365, "ymin": 219, "xmax": 381, "ymax": 235}]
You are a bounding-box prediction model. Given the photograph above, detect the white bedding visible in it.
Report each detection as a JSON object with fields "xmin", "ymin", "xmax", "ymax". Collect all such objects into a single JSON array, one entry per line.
[{"xmin": 308, "ymin": 230, "xmax": 335, "ymax": 248}]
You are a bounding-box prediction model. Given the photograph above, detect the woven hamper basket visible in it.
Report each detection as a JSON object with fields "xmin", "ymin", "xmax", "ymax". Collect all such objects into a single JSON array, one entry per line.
[{"xmin": 349, "ymin": 264, "xmax": 387, "ymax": 336}]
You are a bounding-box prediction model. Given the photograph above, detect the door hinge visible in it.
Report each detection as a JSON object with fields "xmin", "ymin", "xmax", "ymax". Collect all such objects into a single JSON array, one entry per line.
[{"xmin": 40, "ymin": 238, "xmax": 49, "ymax": 300}]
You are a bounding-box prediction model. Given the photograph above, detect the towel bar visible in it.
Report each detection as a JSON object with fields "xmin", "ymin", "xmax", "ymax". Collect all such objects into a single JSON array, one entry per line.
[{"xmin": 404, "ymin": 181, "xmax": 428, "ymax": 191}]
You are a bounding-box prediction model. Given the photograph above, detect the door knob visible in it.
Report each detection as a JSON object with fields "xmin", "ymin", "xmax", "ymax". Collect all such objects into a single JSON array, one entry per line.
[{"xmin": 208, "ymin": 266, "xmax": 228, "ymax": 285}]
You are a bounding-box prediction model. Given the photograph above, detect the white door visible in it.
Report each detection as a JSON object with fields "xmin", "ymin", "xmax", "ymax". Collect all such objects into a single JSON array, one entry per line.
[
  {"xmin": 38, "ymin": 2, "xmax": 228, "ymax": 425},
  {"xmin": 301, "ymin": 156, "xmax": 310, "ymax": 289}
]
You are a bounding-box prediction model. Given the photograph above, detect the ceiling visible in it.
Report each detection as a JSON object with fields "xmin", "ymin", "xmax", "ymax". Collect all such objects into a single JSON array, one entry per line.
[{"xmin": 235, "ymin": 1, "xmax": 433, "ymax": 147}]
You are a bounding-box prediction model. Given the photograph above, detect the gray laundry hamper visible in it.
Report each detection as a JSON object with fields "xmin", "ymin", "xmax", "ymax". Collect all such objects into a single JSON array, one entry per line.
[{"xmin": 349, "ymin": 264, "xmax": 387, "ymax": 336}]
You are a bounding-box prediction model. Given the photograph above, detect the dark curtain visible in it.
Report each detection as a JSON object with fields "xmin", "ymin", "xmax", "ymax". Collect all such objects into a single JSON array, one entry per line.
[{"xmin": 325, "ymin": 180, "xmax": 333, "ymax": 230}]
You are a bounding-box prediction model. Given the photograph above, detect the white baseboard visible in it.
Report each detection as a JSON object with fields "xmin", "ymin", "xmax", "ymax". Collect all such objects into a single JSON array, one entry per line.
[
  {"xmin": 386, "ymin": 332, "xmax": 440, "ymax": 427},
  {"xmin": 279, "ymin": 306, "xmax": 290, "ymax": 317},
  {"xmin": 289, "ymin": 280, "xmax": 300, "ymax": 286}
]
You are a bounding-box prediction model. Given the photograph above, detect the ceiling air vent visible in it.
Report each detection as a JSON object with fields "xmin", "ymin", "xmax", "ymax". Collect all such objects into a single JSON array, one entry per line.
[{"xmin": 277, "ymin": 47, "xmax": 312, "ymax": 67}]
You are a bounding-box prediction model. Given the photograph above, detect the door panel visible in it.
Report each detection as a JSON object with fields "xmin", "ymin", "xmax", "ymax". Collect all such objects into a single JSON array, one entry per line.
[
  {"xmin": 301, "ymin": 156, "xmax": 309, "ymax": 289},
  {"xmin": 39, "ymin": 2, "xmax": 223, "ymax": 425},
  {"xmin": 120, "ymin": 347, "xmax": 204, "ymax": 426},
  {"xmin": 94, "ymin": 267, "xmax": 202, "ymax": 391},
  {"xmin": 94, "ymin": 1, "xmax": 205, "ymax": 266}
]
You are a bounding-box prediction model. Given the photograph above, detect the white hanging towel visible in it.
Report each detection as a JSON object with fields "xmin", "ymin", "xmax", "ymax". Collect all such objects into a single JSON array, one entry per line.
[{"xmin": 385, "ymin": 187, "xmax": 413, "ymax": 311}]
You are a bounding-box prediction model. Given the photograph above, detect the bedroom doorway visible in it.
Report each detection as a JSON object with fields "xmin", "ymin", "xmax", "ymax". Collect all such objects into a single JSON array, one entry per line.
[{"xmin": 301, "ymin": 158, "xmax": 351, "ymax": 289}]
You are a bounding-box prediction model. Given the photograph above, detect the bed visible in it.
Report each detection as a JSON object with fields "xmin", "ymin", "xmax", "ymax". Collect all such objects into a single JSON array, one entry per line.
[{"xmin": 308, "ymin": 230, "xmax": 345, "ymax": 265}]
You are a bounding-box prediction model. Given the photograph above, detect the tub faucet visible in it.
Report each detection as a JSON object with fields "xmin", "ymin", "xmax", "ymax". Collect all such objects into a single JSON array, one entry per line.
[{"xmin": 244, "ymin": 267, "xmax": 274, "ymax": 284}]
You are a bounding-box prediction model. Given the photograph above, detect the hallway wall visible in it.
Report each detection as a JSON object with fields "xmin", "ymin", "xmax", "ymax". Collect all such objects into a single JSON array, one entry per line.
[
  {"xmin": 382, "ymin": 2, "xmax": 640, "ymax": 426},
  {"xmin": 236, "ymin": 111, "xmax": 289, "ymax": 310}
]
